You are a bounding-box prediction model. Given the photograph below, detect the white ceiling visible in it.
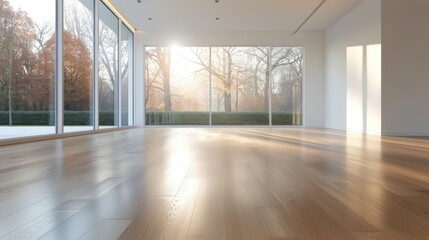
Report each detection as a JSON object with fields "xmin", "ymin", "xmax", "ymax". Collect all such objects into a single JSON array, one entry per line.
[{"xmin": 110, "ymin": 0, "xmax": 363, "ymax": 32}]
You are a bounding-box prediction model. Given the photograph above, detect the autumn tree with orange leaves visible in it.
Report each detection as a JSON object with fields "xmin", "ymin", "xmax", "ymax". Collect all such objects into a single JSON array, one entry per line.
[
  {"xmin": 0, "ymin": 0, "xmax": 92, "ymax": 125},
  {"xmin": 43, "ymin": 31, "xmax": 92, "ymax": 111}
]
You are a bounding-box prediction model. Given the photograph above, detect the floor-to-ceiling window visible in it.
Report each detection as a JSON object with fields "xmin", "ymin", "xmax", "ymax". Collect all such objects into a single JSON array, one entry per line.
[
  {"xmin": 98, "ymin": 2, "xmax": 118, "ymax": 128},
  {"xmin": 145, "ymin": 47, "xmax": 210, "ymax": 125},
  {"xmin": 0, "ymin": 0, "xmax": 134, "ymax": 140},
  {"xmin": 120, "ymin": 23, "xmax": 133, "ymax": 126},
  {"xmin": 63, "ymin": 0, "xmax": 94, "ymax": 132},
  {"xmin": 271, "ymin": 47, "xmax": 303, "ymax": 125},
  {"xmin": 0, "ymin": 0, "xmax": 56, "ymax": 138},
  {"xmin": 144, "ymin": 46, "xmax": 303, "ymax": 126}
]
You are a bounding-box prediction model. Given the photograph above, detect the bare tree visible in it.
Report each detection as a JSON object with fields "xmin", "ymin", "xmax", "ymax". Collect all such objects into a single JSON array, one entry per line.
[
  {"xmin": 64, "ymin": 0, "xmax": 93, "ymax": 48},
  {"xmin": 145, "ymin": 47, "xmax": 172, "ymax": 111},
  {"xmin": 98, "ymin": 22, "xmax": 118, "ymax": 111},
  {"xmin": 190, "ymin": 47, "xmax": 240, "ymax": 112},
  {"xmin": 33, "ymin": 23, "xmax": 52, "ymax": 53},
  {"xmin": 246, "ymin": 47, "xmax": 302, "ymax": 111},
  {"xmin": 144, "ymin": 53, "xmax": 161, "ymax": 108}
]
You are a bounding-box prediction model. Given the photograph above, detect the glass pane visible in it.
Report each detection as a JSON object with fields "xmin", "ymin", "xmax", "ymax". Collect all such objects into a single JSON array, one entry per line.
[
  {"xmin": 63, "ymin": 0, "xmax": 94, "ymax": 133},
  {"xmin": 145, "ymin": 47, "xmax": 210, "ymax": 125},
  {"xmin": 0, "ymin": 0, "xmax": 55, "ymax": 139},
  {"xmin": 120, "ymin": 24, "xmax": 133, "ymax": 126},
  {"xmin": 271, "ymin": 47, "xmax": 303, "ymax": 125},
  {"xmin": 99, "ymin": 2, "xmax": 118, "ymax": 128},
  {"xmin": 211, "ymin": 47, "xmax": 269, "ymax": 125}
]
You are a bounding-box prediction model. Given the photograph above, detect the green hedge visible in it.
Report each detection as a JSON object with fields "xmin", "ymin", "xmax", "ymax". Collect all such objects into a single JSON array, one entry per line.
[
  {"xmin": 0, "ymin": 111, "xmax": 55, "ymax": 125},
  {"xmin": 0, "ymin": 111, "xmax": 116, "ymax": 125},
  {"xmin": 0, "ymin": 111, "xmax": 301, "ymax": 126},
  {"xmin": 212, "ymin": 112, "xmax": 269, "ymax": 125},
  {"xmin": 146, "ymin": 111, "xmax": 301, "ymax": 125},
  {"xmin": 146, "ymin": 111, "xmax": 209, "ymax": 125},
  {"xmin": 272, "ymin": 112, "xmax": 296, "ymax": 125}
]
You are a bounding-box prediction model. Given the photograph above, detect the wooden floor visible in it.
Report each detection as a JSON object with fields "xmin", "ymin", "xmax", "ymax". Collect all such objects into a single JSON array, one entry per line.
[{"xmin": 0, "ymin": 128, "xmax": 429, "ymax": 240}]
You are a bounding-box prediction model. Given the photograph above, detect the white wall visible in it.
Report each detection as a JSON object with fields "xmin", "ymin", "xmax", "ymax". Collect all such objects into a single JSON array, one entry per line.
[
  {"xmin": 381, "ymin": 0, "xmax": 429, "ymax": 136},
  {"xmin": 325, "ymin": 0, "xmax": 381, "ymax": 133},
  {"xmin": 134, "ymin": 33, "xmax": 145, "ymax": 127},
  {"xmin": 136, "ymin": 30, "xmax": 325, "ymax": 127}
]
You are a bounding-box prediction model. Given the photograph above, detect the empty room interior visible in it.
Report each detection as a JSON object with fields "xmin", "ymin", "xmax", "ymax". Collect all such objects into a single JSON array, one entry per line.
[{"xmin": 1, "ymin": 0, "xmax": 429, "ymax": 239}]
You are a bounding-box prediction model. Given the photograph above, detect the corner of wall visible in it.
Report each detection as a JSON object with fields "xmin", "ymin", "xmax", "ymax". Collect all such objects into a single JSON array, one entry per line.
[{"xmin": 324, "ymin": 0, "xmax": 381, "ymax": 133}]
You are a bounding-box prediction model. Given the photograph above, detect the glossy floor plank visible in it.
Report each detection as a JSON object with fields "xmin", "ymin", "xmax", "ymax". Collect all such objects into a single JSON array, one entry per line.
[{"xmin": 1, "ymin": 128, "xmax": 429, "ymax": 239}]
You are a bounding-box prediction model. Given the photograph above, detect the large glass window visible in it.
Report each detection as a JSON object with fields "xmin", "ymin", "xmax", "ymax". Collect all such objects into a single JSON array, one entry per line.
[
  {"xmin": 63, "ymin": 0, "xmax": 94, "ymax": 132},
  {"xmin": 0, "ymin": 0, "xmax": 135, "ymax": 140},
  {"xmin": 144, "ymin": 46, "xmax": 303, "ymax": 126},
  {"xmin": 99, "ymin": 2, "xmax": 118, "ymax": 128},
  {"xmin": 120, "ymin": 24, "xmax": 133, "ymax": 126},
  {"xmin": 271, "ymin": 47, "xmax": 303, "ymax": 125},
  {"xmin": 145, "ymin": 47, "xmax": 210, "ymax": 125},
  {"xmin": 211, "ymin": 47, "xmax": 269, "ymax": 125},
  {"xmin": 0, "ymin": 0, "xmax": 56, "ymax": 138}
]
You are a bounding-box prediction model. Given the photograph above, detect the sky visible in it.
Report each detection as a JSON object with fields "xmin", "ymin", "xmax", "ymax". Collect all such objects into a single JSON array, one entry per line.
[{"xmin": 9, "ymin": 0, "xmax": 55, "ymax": 26}]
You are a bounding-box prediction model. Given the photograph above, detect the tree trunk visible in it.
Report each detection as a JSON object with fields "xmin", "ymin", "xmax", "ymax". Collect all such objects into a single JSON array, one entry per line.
[
  {"xmin": 144, "ymin": 58, "xmax": 149, "ymax": 108},
  {"xmin": 263, "ymin": 49, "xmax": 271, "ymax": 112},
  {"xmin": 217, "ymin": 93, "xmax": 221, "ymax": 111},
  {"xmin": 163, "ymin": 76, "xmax": 172, "ymax": 111},
  {"xmin": 253, "ymin": 61, "xmax": 260, "ymax": 97},
  {"xmin": 224, "ymin": 91, "xmax": 231, "ymax": 112},
  {"xmin": 224, "ymin": 49, "xmax": 233, "ymax": 112},
  {"xmin": 264, "ymin": 69, "xmax": 269, "ymax": 112},
  {"xmin": 254, "ymin": 75, "xmax": 259, "ymax": 98},
  {"xmin": 162, "ymin": 52, "xmax": 171, "ymax": 111},
  {"xmin": 8, "ymin": 51, "xmax": 13, "ymax": 126},
  {"xmin": 235, "ymin": 78, "xmax": 239, "ymax": 112},
  {"xmin": 158, "ymin": 48, "xmax": 172, "ymax": 111}
]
